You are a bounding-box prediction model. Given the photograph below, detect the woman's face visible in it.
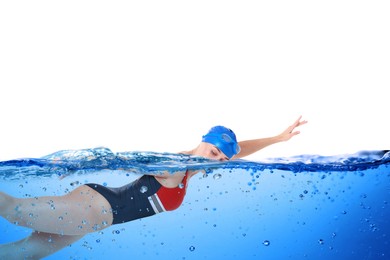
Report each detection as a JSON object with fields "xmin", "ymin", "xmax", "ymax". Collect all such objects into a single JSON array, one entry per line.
[{"xmin": 197, "ymin": 142, "xmax": 229, "ymax": 161}]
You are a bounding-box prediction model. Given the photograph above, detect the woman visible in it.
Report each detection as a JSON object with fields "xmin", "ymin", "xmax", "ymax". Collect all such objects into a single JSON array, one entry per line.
[{"xmin": 0, "ymin": 116, "xmax": 307, "ymax": 259}]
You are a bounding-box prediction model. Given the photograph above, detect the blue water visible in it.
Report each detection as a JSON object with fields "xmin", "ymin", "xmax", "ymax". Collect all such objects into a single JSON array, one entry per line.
[{"xmin": 1, "ymin": 148, "xmax": 389, "ymax": 259}]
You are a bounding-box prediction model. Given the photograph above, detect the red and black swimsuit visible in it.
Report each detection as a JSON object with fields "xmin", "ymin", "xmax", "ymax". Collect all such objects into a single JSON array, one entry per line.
[{"xmin": 86, "ymin": 173, "xmax": 188, "ymax": 225}]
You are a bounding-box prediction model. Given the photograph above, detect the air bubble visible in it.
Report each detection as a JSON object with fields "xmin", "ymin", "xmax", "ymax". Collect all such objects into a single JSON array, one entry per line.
[
  {"xmin": 189, "ymin": 246, "xmax": 195, "ymax": 251},
  {"xmin": 70, "ymin": 181, "xmax": 79, "ymax": 186},
  {"xmin": 213, "ymin": 173, "xmax": 222, "ymax": 180},
  {"xmin": 263, "ymin": 240, "xmax": 270, "ymax": 246},
  {"xmin": 178, "ymin": 183, "xmax": 184, "ymax": 189},
  {"xmin": 140, "ymin": 186, "xmax": 148, "ymax": 193}
]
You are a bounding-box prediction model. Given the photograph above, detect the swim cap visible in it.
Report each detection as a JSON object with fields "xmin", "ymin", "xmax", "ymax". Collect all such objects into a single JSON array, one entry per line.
[{"xmin": 202, "ymin": 126, "xmax": 240, "ymax": 159}]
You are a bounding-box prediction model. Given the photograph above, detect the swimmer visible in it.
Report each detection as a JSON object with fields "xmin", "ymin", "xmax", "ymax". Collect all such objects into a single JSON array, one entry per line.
[{"xmin": 0, "ymin": 116, "xmax": 307, "ymax": 259}]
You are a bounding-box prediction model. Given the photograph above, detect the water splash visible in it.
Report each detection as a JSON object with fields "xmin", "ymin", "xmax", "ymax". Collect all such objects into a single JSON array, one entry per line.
[{"xmin": 0, "ymin": 147, "xmax": 389, "ymax": 180}]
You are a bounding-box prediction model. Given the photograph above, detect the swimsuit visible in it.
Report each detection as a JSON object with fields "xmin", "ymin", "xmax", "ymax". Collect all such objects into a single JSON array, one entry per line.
[{"xmin": 86, "ymin": 173, "xmax": 188, "ymax": 225}]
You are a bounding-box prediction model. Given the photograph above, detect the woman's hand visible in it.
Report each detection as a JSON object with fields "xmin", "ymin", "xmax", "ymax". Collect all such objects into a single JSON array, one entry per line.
[{"xmin": 278, "ymin": 115, "xmax": 308, "ymax": 142}]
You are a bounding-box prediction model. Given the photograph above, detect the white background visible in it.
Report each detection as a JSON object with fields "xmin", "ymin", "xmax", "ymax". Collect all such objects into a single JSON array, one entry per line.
[{"xmin": 0, "ymin": 1, "xmax": 389, "ymax": 161}]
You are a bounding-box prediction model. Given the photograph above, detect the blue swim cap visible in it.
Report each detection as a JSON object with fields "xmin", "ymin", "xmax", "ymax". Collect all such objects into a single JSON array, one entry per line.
[{"xmin": 202, "ymin": 126, "xmax": 240, "ymax": 159}]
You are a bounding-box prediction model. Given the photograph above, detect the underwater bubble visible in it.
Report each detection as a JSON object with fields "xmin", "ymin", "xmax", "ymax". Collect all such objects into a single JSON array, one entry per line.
[
  {"xmin": 92, "ymin": 224, "xmax": 100, "ymax": 231},
  {"xmin": 29, "ymin": 213, "xmax": 33, "ymax": 217},
  {"xmin": 112, "ymin": 230, "xmax": 120, "ymax": 234},
  {"xmin": 189, "ymin": 246, "xmax": 195, "ymax": 251},
  {"xmin": 96, "ymin": 239, "xmax": 101, "ymax": 243},
  {"xmin": 263, "ymin": 240, "xmax": 270, "ymax": 246},
  {"xmin": 70, "ymin": 181, "xmax": 79, "ymax": 186},
  {"xmin": 303, "ymin": 190, "xmax": 308, "ymax": 194},
  {"xmin": 318, "ymin": 239, "xmax": 324, "ymax": 245},
  {"xmin": 58, "ymin": 216, "xmax": 63, "ymax": 221},
  {"xmin": 213, "ymin": 173, "xmax": 222, "ymax": 180},
  {"xmin": 102, "ymin": 221, "xmax": 108, "ymax": 226},
  {"xmin": 48, "ymin": 238, "xmax": 52, "ymax": 243},
  {"xmin": 78, "ymin": 225, "xmax": 83, "ymax": 229},
  {"xmin": 140, "ymin": 186, "xmax": 148, "ymax": 193},
  {"xmin": 178, "ymin": 183, "xmax": 184, "ymax": 189},
  {"xmin": 82, "ymin": 220, "xmax": 87, "ymax": 225}
]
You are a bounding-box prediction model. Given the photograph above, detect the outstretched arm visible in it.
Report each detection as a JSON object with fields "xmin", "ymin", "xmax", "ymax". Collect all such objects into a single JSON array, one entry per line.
[{"xmin": 233, "ymin": 116, "xmax": 307, "ymax": 159}]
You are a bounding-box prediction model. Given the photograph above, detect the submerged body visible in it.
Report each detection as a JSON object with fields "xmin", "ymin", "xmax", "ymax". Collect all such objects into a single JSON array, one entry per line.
[
  {"xmin": 0, "ymin": 116, "xmax": 307, "ymax": 259},
  {"xmin": 86, "ymin": 173, "xmax": 189, "ymax": 224}
]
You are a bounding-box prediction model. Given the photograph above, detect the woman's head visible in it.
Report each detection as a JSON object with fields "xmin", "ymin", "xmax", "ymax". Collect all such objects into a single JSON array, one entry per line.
[{"xmin": 201, "ymin": 126, "xmax": 240, "ymax": 160}]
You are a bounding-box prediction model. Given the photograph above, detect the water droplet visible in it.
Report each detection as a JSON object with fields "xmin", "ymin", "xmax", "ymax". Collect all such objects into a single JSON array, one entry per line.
[
  {"xmin": 140, "ymin": 186, "xmax": 148, "ymax": 193},
  {"xmin": 213, "ymin": 173, "xmax": 222, "ymax": 180},
  {"xmin": 263, "ymin": 240, "xmax": 270, "ymax": 246},
  {"xmin": 189, "ymin": 246, "xmax": 195, "ymax": 251}
]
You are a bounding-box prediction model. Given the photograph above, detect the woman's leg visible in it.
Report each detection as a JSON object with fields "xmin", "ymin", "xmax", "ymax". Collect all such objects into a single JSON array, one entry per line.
[
  {"xmin": 0, "ymin": 185, "xmax": 114, "ymax": 236},
  {"xmin": 0, "ymin": 231, "xmax": 83, "ymax": 260}
]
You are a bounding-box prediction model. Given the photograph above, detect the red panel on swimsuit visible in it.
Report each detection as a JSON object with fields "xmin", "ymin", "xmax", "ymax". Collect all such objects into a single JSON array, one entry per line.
[{"xmin": 156, "ymin": 174, "xmax": 188, "ymax": 211}]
